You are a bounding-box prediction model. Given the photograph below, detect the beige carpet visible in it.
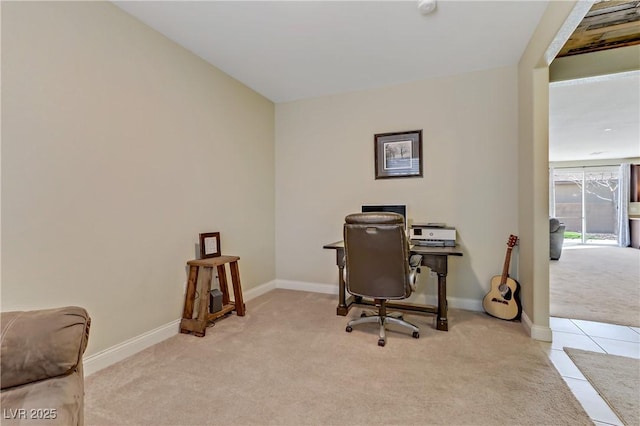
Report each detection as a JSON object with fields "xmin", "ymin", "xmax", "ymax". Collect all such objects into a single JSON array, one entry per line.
[
  {"xmin": 565, "ymin": 348, "xmax": 640, "ymax": 426},
  {"xmin": 85, "ymin": 289, "xmax": 592, "ymax": 425},
  {"xmin": 550, "ymin": 246, "xmax": 640, "ymax": 327}
]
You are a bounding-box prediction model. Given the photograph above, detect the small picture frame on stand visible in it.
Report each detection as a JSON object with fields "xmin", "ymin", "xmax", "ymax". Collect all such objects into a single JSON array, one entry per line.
[{"xmin": 199, "ymin": 232, "xmax": 221, "ymax": 258}]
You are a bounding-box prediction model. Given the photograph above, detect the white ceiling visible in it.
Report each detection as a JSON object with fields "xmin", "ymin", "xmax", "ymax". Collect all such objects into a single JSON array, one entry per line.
[
  {"xmin": 113, "ymin": 0, "xmax": 548, "ymax": 103},
  {"xmin": 113, "ymin": 0, "xmax": 639, "ymax": 162},
  {"xmin": 550, "ymin": 72, "xmax": 640, "ymax": 163}
]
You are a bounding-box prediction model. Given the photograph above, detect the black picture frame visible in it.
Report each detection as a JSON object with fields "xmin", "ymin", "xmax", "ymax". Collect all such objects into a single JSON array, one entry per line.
[
  {"xmin": 199, "ymin": 232, "xmax": 221, "ymax": 258},
  {"xmin": 374, "ymin": 130, "xmax": 423, "ymax": 179}
]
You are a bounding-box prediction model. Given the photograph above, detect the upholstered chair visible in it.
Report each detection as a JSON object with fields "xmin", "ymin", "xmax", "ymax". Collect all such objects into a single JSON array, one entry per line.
[
  {"xmin": 343, "ymin": 212, "xmax": 422, "ymax": 346},
  {"xmin": 550, "ymin": 218, "xmax": 566, "ymax": 260},
  {"xmin": 1, "ymin": 306, "xmax": 91, "ymax": 425}
]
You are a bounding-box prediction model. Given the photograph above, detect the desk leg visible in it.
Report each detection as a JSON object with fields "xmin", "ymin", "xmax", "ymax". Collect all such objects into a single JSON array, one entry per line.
[
  {"xmin": 229, "ymin": 260, "xmax": 246, "ymax": 316},
  {"xmin": 182, "ymin": 265, "xmax": 199, "ymax": 320},
  {"xmin": 335, "ymin": 248, "xmax": 349, "ymax": 316},
  {"xmin": 216, "ymin": 264, "xmax": 230, "ymax": 306},
  {"xmin": 180, "ymin": 265, "xmax": 199, "ymax": 334},
  {"xmin": 436, "ymin": 273, "xmax": 448, "ymax": 331},
  {"xmin": 422, "ymin": 254, "xmax": 449, "ymax": 332},
  {"xmin": 194, "ymin": 266, "xmax": 212, "ymax": 337}
]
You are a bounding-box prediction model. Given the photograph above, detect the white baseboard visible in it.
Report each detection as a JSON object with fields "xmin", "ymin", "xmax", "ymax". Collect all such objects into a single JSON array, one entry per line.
[
  {"xmin": 521, "ymin": 311, "xmax": 552, "ymax": 342},
  {"xmin": 273, "ymin": 279, "xmax": 483, "ymax": 312},
  {"xmin": 275, "ymin": 279, "xmax": 338, "ymax": 295},
  {"xmin": 84, "ymin": 319, "xmax": 180, "ymax": 376},
  {"xmin": 244, "ymin": 279, "xmax": 277, "ymax": 300},
  {"xmin": 84, "ymin": 279, "xmax": 278, "ymax": 377}
]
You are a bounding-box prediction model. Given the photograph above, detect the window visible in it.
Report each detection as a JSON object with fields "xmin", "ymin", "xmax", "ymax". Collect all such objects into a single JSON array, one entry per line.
[{"xmin": 551, "ymin": 166, "xmax": 619, "ymax": 245}]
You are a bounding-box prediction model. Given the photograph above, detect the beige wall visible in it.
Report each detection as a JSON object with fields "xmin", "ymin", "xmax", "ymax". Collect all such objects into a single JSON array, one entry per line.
[
  {"xmin": 1, "ymin": 0, "xmax": 597, "ymax": 357},
  {"xmin": 1, "ymin": 2, "xmax": 275, "ymax": 355},
  {"xmin": 517, "ymin": 0, "xmax": 581, "ymax": 339},
  {"xmin": 275, "ymin": 66, "xmax": 519, "ymax": 306},
  {"xmin": 550, "ymin": 45, "xmax": 640, "ymax": 82}
]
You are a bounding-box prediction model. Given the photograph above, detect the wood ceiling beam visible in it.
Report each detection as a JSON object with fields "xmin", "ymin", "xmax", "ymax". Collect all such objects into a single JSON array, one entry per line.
[{"xmin": 557, "ymin": 0, "xmax": 640, "ymax": 58}]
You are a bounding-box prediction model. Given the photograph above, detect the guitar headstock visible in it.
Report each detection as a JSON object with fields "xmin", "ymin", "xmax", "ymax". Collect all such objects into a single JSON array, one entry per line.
[{"xmin": 507, "ymin": 234, "xmax": 519, "ymax": 248}]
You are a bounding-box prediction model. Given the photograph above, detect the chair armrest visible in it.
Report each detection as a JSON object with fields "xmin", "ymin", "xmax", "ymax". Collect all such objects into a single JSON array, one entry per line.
[
  {"xmin": 408, "ymin": 255, "xmax": 423, "ymax": 291},
  {"xmin": 1, "ymin": 306, "xmax": 90, "ymax": 390},
  {"xmin": 550, "ymin": 218, "xmax": 563, "ymax": 233}
]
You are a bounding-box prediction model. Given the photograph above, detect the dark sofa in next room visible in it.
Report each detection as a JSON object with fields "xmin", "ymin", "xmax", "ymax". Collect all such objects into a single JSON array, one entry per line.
[{"xmin": 550, "ymin": 218, "xmax": 566, "ymax": 260}]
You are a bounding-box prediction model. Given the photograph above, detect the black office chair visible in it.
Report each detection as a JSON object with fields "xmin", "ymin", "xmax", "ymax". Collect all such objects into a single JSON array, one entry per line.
[{"xmin": 343, "ymin": 212, "xmax": 422, "ymax": 346}]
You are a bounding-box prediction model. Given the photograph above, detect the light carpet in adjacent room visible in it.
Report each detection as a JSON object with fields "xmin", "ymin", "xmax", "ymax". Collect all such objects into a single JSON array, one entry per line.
[
  {"xmin": 85, "ymin": 289, "xmax": 592, "ymax": 425},
  {"xmin": 565, "ymin": 348, "xmax": 640, "ymax": 426},
  {"xmin": 550, "ymin": 246, "xmax": 640, "ymax": 327}
]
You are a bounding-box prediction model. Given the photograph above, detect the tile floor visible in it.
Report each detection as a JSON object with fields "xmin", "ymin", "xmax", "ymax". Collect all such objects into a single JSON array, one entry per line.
[{"xmin": 539, "ymin": 317, "xmax": 640, "ymax": 426}]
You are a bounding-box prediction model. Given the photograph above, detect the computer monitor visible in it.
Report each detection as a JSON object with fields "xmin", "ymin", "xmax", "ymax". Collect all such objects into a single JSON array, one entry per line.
[{"xmin": 361, "ymin": 205, "xmax": 407, "ymax": 225}]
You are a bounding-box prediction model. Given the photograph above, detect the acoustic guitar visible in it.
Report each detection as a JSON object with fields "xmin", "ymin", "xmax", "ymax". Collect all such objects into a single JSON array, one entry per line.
[{"xmin": 483, "ymin": 234, "xmax": 522, "ymax": 321}]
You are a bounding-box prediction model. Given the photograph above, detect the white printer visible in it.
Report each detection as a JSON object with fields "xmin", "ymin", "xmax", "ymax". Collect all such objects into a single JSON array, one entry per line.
[{"xmin": 410, "ymin": 223, "xmax": 456, "ymax": 247}]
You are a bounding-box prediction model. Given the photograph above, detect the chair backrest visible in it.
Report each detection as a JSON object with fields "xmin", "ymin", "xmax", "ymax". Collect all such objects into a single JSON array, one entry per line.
[{"xmin": 343, "ymin": 212, "xmax": 411, "ymax": 300}]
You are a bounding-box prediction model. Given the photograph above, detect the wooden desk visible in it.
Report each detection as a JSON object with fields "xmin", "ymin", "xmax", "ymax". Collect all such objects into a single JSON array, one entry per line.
[
  {"xmin": 323, "ymin": 241, "xmax": 462, "ymax": 331},
  {"xmin": 180, "ymin": 255, "xmax": 246, "ymax": 337}
]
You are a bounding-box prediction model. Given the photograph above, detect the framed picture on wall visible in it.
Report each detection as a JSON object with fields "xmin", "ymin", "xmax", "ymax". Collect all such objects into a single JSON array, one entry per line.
[
  {"xmin": 199, "ymin": 232, "xmax": 221, "ymax": 258},
  {"xmin": 374, "ymin": 130, "xmax": 423, "ymax": 179}
]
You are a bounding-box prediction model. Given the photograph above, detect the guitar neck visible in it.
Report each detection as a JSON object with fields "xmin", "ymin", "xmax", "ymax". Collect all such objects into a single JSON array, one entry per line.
[{"xmin": 501, "ymin": 247, "xmax": 513, "ymax": 284}]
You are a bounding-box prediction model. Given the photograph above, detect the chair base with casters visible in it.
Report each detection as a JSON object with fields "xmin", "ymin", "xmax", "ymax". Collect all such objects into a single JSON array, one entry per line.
[{"xmin": 345, "ymin": 298, "xmax": 419, "ymax": 347}]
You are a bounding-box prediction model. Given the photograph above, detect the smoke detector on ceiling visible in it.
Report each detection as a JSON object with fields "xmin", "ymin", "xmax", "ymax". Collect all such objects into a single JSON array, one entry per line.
[{"xmin": 418, "ymin": 0, "xmax": 437, "ymax": 15}]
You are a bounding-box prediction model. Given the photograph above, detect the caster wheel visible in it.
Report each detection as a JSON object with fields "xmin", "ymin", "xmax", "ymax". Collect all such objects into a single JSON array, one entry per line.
[
  {"xmin": 346, "ymin": 326, "xmax": 353, "ymax": 333},
  {"xmin": 412, "ymin": 331, "xmax": 419, "ymax": 339},
  {"xmin": 378, "ymin": 339, "xmax": 386, "ymax": 347}
]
